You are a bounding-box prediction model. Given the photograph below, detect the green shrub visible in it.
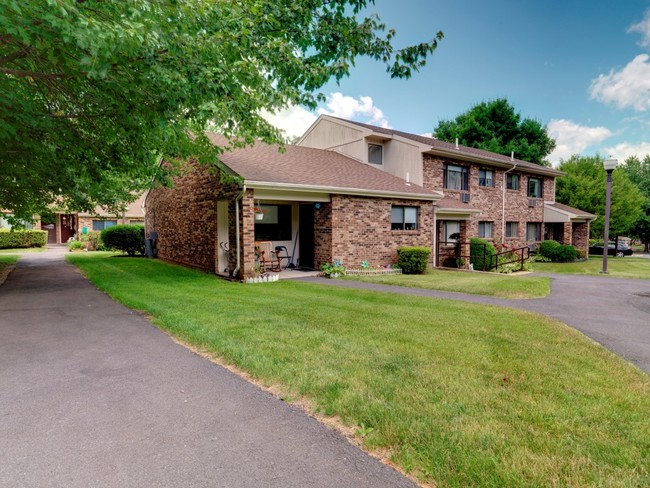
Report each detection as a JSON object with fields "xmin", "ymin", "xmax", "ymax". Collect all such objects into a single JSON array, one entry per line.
[
  {"xmin": 68, "ymin": 240, "xmax": 85, "ymax": 251},
  {"xmin": 576, "ymin": 249, "xmax": 587, "ymax": 260},
  {"xmin": 553, "ymin": 244, "xmax": 578, "ymax": 262},
  {"xmin": 100, "ymin": 224, "xmax": 145, "ymax": 256},
  {"xmin": 469, "ymin": 237, "xmax": 497, "ymax": 271},
  {"xmin": 397, "ymin": 246, "xmax": 431, "ymax": 274},
  {"xmin": 80, "ymin": 230, "xmax": 104, "ymax": 251},
  {"xmin": 0, "ymin": 229, "xmax": 47, "ymax": 249},
  {"xmin": 538, "ymin": 240, "xmax": 561, "ymax": 259},
  {"xmin": 538, "ymin": 240, "xmax": 577, "ymax": 262}
]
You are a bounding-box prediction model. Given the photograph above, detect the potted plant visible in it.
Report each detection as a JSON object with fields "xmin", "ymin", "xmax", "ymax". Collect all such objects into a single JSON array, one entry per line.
[
  {"xmin": 253, "ymin": 205, "xmax": 267, "ymax": 221},
  {"xmin": 320, "ymin": 261, "xmax": 346, "ymax": 278}
]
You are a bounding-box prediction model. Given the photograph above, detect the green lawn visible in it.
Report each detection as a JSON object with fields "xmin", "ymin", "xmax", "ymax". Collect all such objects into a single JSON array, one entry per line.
[
  {"xmin": 532, "ymin": 256, "xmax": 650, "ymax": 279},
  {"xmin": 347, "ymin": 269, "xmax": 551, "ymax": 298},
  {"xmin": 0, "ymin": 254, "xmax": 18, "ymax": 274},
  {"xmin": 0, "ymin": 247, "xmax": 46, "ymax": 254},
  {"xmin": 68, "ymin": 253, "xmax": 649, "ymax": 488}
]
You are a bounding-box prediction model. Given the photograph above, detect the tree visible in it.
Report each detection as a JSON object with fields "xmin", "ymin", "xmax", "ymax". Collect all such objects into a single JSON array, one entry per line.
[
  {"xmin": 555, "ymin": 155, "xmax": 644, "ymax": 239},
  {"xmin": 433, "ymin": 98, "xmax": 556, "ymax": 166},
  {"xmin": 1, "ymin": 1, "xmax": 443, "ymax": 221}
]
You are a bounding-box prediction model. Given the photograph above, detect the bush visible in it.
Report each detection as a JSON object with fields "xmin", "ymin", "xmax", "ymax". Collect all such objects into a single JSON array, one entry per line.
[
  {"xmin": 80, "ymin": 230, "xmax": 104, "ymax": 251},
  {"xmin": 397, "ymin": 246, "xmax": 431, "ymax": 274},
  {"xmin": 538, "ymin": 239, "xmax": 577, "ymax": 262},
  {"xmin": 0, "ymin": 229, "xmax": 47, "ymax": 249},
  {"xmin": 68, "ymin": 240, "xmax": 84, "ymax": 251},
  {"xmin": 469, "ymin": 237, "xmax": 497, "ymax": 271},
  {"xmin": 100, "ymin": 224, "xmax": 145, "ymax": 256}
]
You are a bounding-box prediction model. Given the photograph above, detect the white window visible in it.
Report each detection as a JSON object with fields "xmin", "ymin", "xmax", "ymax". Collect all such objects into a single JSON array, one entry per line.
[
  {"xmin": 479, "ymin": 169, "xmax": 494, "ymax": 187},
  {"xmin": 528, "ymin": 177, "xmax": 543, "ymax": 198},
  {"xmin": 526, "ymin": 222, "xmax": 542, "ymax": 241},
  {"xmin": 478, "ymin": 221, "xmax": 493, "ymax": 238},
  {"xmin": 92, "ymin": 220, "xmax": 117, "ymax": 231},
  {"xmin": 391, "ymin": 206, "xmax": 418, "ymax": 230},
  {"xmin": 506, "ymin": 221, "xmax": 519, "ymax": 238},
  {"xmin": 442, "ymin": 221, "xmax": 460, "ymax": 243},
  {"xmin": 368, "ymin": 143, "xmax": 383, "ymax": 165},
  {"xmin": 507, "ymin": 174, "xmax": 520, "ymax": 190},
  {"xmin": 444, "ymin": 164, "xmax": 469, "ymax": 190}
]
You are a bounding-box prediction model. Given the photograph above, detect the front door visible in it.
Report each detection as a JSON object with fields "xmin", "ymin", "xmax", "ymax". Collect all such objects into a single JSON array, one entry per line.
[
  {"xmin": 59, "ymin": 214, "xmax": 76, "ymax": 243},
  {"xmin": 298, "ymin": 204, "xmax": 315, "ymax": 269},
  {"xmin": 216, "ymin": 201, "xmax": 229, "ymax": 274}
]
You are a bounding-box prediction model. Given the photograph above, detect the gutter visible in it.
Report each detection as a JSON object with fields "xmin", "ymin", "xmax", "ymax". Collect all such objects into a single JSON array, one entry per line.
[
  {"xmin": 502, "ymin": 160, "xmax": 517, "ymax": 239},
  {"xmin": 232, "ymin": 184, "xmax": 246, "ymax": 279}
]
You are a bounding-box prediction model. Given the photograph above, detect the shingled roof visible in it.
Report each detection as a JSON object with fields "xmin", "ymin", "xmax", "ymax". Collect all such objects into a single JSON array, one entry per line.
[
  {"xmin": 206, "ymin": 133, "xmax": 441, "ymax": 201},
  {"xmin": 545, "ymin": 202, "xmax": 596, "ymax": 219},
  {"xmin": 334, "ymin": 117, "xmax": 562, "ymax": 177}
]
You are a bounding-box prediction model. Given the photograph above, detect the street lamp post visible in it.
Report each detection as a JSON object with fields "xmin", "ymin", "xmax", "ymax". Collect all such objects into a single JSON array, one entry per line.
[{"xmin": 601, "ymin": 157, "xmax": 618, "ymax": 274}]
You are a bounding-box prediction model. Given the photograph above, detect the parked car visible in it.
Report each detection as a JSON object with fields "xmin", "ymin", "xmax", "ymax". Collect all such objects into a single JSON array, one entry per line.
[{"xmin": 588, "ymin": 242, "xmax": 634, "ymax": 256}]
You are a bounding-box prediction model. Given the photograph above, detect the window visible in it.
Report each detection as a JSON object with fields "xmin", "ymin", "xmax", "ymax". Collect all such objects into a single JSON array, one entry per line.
[
  {"xmin": 92, "ymin": 220, "xmax": 117, "ymax": 231},
  {"xmin": 442, "ymin": 220, "xmax": 460, "ymax": 243},
  {"xmin": 506, "ymin": 221, "xmax": 519, "ymax": 238},
  {"xmin": 526, "ymin": 222, "xmax": 542, "ymax": 242},
  {"xmin": 254, "ymin": 204, "xmax": 292, "ymax": 241},
  {"xmin": 368, "ymin": 143, "xmax": 383, "ymax": 165},
  {"xmin": 478, "ymin": 221, "xmax": 493, "ymax": 238},
  {"xmin": 528, "ymin": 177, "xmax": 543, "ymax": 198},
  {"xmin": 507, "ymin": 174, "xmax": 520, "ymax": 190},
  {"xmin": 391, "ymin": 206, "xmax": 418, "ymax": 230},
  {"xmin": 443, "ymin": 164, "xmax": 469, "ymax": 191},
  {"xmin": 479, "ymin": 169, "xmax": 494, "ymax": 187}
]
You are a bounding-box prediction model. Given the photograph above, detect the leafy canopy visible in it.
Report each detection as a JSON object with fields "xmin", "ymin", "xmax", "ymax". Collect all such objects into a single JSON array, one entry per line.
[
  {"xmin": 433, "ymin": 98, "xmax": 556, "ymax": 166},
  {"xmin": 621, "ymin": 155, "xmax": 650, "ymax": 249},
  {"xmin": 0, "ymin": 0, "xmax": 443, "ymax": 220},
  {"xmin": 555, "ymin": 155, "xmax": 643, "ymax": 238}
]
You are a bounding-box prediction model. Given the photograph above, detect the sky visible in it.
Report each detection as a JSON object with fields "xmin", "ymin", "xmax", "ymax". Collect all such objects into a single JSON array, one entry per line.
[{"xmin": 264, "ymin": 0, "xmax": 650, "ymax": 166}]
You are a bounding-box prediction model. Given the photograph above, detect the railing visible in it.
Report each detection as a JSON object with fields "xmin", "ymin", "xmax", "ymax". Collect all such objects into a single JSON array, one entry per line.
[{"xmin": 438, "ymin": 241, "xmax": 530, "ymax": 271}]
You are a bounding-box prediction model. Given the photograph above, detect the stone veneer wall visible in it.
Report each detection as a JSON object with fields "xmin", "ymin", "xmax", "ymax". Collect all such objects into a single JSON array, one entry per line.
[
  {"xmin": 324, "ymin": 195, "xmax": 434, "ymax": 269},
  {"xmin": 145, "ymin": 160, "xmax": 221, "ymax": 272},
  {"xmin": 423, "ymin": 154, "xmax": 547, "ymax": 249}
]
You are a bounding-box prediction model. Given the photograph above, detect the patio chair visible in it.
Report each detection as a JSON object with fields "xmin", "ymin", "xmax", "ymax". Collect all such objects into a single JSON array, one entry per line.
[
  {"xmin": 255, "ymin": 241, "xmax": 282, "ymax": 272},
  {"xmin": 274, "ymin": 245, "xmax": 293, "ymax": 269}
]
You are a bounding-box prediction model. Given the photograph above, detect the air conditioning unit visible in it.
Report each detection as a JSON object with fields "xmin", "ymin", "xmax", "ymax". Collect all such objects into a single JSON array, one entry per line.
[
  {"xmin": 528, "ymin": 199, "xmax": 536, "ymax": 207},
  {"xmin": 461, "ymin": 193, "xmax": 471, "ymax": 203}
]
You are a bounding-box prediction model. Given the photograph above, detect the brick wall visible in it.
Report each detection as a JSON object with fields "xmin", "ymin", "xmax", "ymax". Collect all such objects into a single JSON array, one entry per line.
[
  {"xmin": 325, "ymin": 195, "xmax": 434, "ymax": 269},
  {"xmin": 423, "ymin": 154, "xmax": 547, "ymax": 249},
  {"xmin": 572, "ymin": 222, "xmax": 590, "ymax": 254},
  {"xmin": 145, "ymin": 160, "xmax": 221, "ymax": 272}
]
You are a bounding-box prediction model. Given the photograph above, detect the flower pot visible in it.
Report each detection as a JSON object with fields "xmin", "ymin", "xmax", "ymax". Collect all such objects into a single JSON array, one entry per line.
[{"xmin": 255, "ymin": 213, "xmax": 264, "ymax": 221}]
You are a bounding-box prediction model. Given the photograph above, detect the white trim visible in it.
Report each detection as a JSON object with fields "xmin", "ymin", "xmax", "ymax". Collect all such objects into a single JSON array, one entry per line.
[{"xmin": 245, "ymin": 180, "xmax": 442, "ymax": 202}]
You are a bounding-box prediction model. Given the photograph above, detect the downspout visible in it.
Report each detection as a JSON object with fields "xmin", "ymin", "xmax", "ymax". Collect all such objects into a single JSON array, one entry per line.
[
  {"xmin": 502, "ymin": 156, "xmax": 517, "ymax": 239},
  {"xmin": 232, "ymin": 184, "xmax": 246, "ymax": 279},
  {"xmin": 432, "ymin": 202, "xmax": 437, "ymax": 267}
]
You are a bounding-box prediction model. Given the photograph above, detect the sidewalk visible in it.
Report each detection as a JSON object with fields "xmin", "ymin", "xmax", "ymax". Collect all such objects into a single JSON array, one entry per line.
[{"xmin": 0, "ymin": 249, "xmax": 416, "ymax": 488}]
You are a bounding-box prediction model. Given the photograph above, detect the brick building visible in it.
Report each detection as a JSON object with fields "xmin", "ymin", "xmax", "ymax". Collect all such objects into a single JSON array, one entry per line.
[
  {"xmin": 298, "ymin": 116, "xmax": 594, "ymax": 266},
  {"xmin": 145, "ymin": 134, "xmax": 441, "ymax": 279}
]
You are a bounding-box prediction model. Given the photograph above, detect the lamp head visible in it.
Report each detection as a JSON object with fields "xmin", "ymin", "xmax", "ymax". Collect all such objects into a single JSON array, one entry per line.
[{"xmin": 603, "ymin": 157, "xmax": 618, "ymax": 172}]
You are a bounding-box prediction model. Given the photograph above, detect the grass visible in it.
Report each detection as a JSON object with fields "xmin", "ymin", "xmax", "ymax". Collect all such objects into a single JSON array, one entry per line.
[
  {"xmin": 0, "ymin": 254, "xmax": 18, "ymax": 273},
  {"xmin": 67, "ymin": 253, "xmax": 649, "ymax": 488},
  {"xmin": 0, "ymin": 247, "xmax": 46, "ymax": 253},
  {"xmin": 346, "ymin": 268, "xmax": 551, "ymax": 298},
  {"xmin": 532, "ymin": 256, "xmax": 650, "ymax": 279}
]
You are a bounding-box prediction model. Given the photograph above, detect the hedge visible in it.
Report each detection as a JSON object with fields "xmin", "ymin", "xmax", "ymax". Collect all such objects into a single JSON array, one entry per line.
[
  {"xmin": 538, "ymin": 239, "xmax": 578, "ymax": 263},
  {"xmin": 0, "ymin": 229, "xmax": 47, "ymax": 249},
  {"xmin": 100, "ymin": 224, "xmax": 145, "ymax": 256},
  {"xmin": 469, "ymin": 237, "xmax": 497, "ymax": 271},
  {"xmin": 397, "ymin": 246, "xmax": 431, "ymax": 274}
]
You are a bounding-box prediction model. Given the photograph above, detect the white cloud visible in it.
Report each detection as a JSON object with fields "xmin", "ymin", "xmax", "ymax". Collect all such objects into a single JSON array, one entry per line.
[
  {"xmin": 261, "ymin": 105, "xmax": 317, "ymax": 140},
  {"xmin": 547, "ymin": 119, "xmax": 613, "ymax": 163},
  {"xmin": 628, "ymin": 9, "xmax": 650, "ymax": 47},
  {"xmin": 318, "ymin": 92, "xmax": 390, "ymax": 128},
  {"xmin": 589, "ymin": 54, "xmax": 650, "ymax": 111},
  {"xmin": 602, "ymin": 141, "xmax": 650, "ymax": 161}
]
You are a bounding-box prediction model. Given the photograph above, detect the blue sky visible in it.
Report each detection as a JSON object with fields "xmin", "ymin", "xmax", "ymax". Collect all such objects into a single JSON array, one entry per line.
[{"xmin": 265, "ymin": 0, "xmax": 650, "ymax": 166}]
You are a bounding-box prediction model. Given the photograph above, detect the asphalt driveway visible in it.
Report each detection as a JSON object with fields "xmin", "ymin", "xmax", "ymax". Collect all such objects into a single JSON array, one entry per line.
[
  {"xmin": 0, "ymin": 248, "xmax": 416, "ymax": 488},
  {"xmin": 303, "ymin": 273, "xmax": 650, "ymax": 373}
]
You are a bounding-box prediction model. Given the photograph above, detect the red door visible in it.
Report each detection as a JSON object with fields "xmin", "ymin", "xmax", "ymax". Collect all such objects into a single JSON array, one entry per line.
[{"xmin": 60, "ymin": 214, "xmax": 76, "ymax": 243}]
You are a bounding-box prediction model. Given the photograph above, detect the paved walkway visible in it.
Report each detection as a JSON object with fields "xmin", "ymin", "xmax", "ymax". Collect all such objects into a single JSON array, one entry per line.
[
  {"xmin": 301, "ymin": 274, "xmax": 650, "ymax": 373},
  {"xmin": 0, "ymin": 248, "xmax": 416, "ymax": 488}
]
